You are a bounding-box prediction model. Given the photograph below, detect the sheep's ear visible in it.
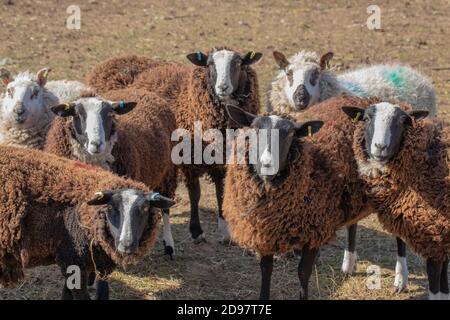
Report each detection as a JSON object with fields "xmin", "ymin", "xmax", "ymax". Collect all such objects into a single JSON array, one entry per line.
[
  {"xmin": 342, "ymin": 106, "xmax": 365, "ymax": 122},
  {"xmin": 319, "ymin": 52, "xmax": 334, "ymax": 70},
  {"xmin": 186, "ymin": 51, "xmax": 208, "ymax": 67},
  {"xmin": 273, "ymin": 51, "xmax": 289, "ymax": 71},
  {"xmin": 241, "ymin": 51, "xmax": 263, "ymax": 65},
  {"xmin": 405, "ymin": 110, "xmax": 429, "ymax": 126},
  {"xmin": 294, "ymin": 121, "xmax": 324, "ymax": 138},
  {"xmin": 51, "ymin": 103, "xmax": 76, "ymax": 117},
  {"xmin": 147, "ymin": 192, "xmax": 176, "ymax": 209},
  {"xmin": 36, "ymin": 67, "xmax": 51, "ymax": 87},
  {"xmin": 0, "ymin": 68, "xmax": 13, "ymax": 86},
  {"xmin": 111, "ymin": 101, "xmax": 137, "ymax": 115},
  {"xmin": 225, "ymin": 104, "xmax": 257, "ymax": 127},
  {"xmin": 87, "ymin": 191, "xmax": 114, "ymax": 206}
]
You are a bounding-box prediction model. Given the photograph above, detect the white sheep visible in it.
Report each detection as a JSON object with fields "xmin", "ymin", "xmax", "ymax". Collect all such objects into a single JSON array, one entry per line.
[
  {"xmin": 268, "ymin": 50, "xmax": 436, "ymax": 117},
  {"xmin": 0, "ymin": 67, "xmax": 86, "ymax": 149}
]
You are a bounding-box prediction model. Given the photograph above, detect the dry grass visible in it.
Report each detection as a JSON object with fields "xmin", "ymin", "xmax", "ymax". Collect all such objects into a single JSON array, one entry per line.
[{"xmin": 0, "ymin": 0, "xmax": 449, "ymax": 300}]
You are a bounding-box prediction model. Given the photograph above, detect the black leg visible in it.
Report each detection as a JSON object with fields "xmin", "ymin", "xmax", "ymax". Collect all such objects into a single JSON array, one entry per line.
[
  {"xmin": 162, "ymin": 209, "xmax": 175, "ymax": 259},
  {"xmin": 259, "ymin": 255, "xmax": 273, "ymax": 300},
  {"xmin": 61, "ymin": 284, "xmax": 73, "ymax": 300},
  {"xmin": 440, "ymin": 259, "xmax": 449, "ymax": 296},
  {"xmin": 426, "ymin": 258, "xmax": 442, "ymax": 300},
  {"xmin": 187, "ymin": 176, "xmax": 204, "ymax": 242},
  {"xmin": 212, "ymin": 171, "xmax": 229, "ymax": 243},
  {"xmin": 63, "ymin": 270, "xmax": 91, "ymax": 300},
  {"xmin": 394, "ymin": 237, "xmax": 408, "ymax": 293},
  {"xmin": 298, "ymin": 245, "xmax": 319, "ymax": 300},
  {"xmin": 96, "ymin": 279, "xmax": 110, "ymax": 300},
  {"xmin": 87, "ymin": 272, "xmax": 96, "ymax": 287},
  {"xmin": 342, "ymin": 224, "xmax": 358, "ymax": 274}
]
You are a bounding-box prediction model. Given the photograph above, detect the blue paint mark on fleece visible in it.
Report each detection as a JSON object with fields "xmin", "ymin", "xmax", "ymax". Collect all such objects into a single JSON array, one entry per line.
[
  {"xmin": 341, "ymin": 80, "xmax": 367, "ymax": 97},
  {"xmin": 384, "ymin": 66, "xmax": 406, "ymax": 90}
]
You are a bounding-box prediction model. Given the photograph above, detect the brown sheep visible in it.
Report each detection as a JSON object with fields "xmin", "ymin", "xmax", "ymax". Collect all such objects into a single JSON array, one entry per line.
[
  {"xmin": 222, "ymin": 103, "xmax": 368, "ymax": 299},
  {"xmin": 0, "ymin": 146, "xmax": 175, "ymax": 299},
  {"xmin": 342, "ymin": 102, "xmax": 450, "ymax": 300}
]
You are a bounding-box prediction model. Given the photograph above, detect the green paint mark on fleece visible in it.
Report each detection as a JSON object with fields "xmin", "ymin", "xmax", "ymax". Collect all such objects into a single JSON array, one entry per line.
[
  {"xmin": 342, "ymin": 80, "xmax": 367, "ymax": 97},
  {"xmin": 385, "ymin": 66, "xmax": 406, "ymax": 90}
]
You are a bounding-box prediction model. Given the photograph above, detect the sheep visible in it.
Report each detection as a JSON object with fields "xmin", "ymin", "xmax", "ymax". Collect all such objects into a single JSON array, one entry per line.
[
  {"xmin": 0, "ymin": 145, "xmax": 175, "ymax": 300},
  {"xmin": 0, "ymin": 67, "xmax": 86, "ymax": 149},
  {"xmin": 342, "ymin": 102, "xmax": 449, "ymax": 300},
  {"xmin": 44, "ymin": 88, "xmax": 178, "ymax": 260},
  {"xmin": 268, "ymin": 50, "xmax": 436, "ymax": 116},
  {"xmin": 222, "ymin": 102, "xmax": 369, "ymax": 299},
  {"xmin": 87, "ymin": 48, "xmax": 263, "ymax": 242},
  {"xmin": 85, "ymin": 54, "xmax": 163, "ymax": 93}
]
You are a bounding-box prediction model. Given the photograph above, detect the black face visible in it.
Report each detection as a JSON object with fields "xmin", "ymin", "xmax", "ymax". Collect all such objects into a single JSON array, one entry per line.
[
  {"xmin": 226, "ymin": 105, "xmax": 324, "ymax": 182},
  {"xmin": 342, "ymin": 104, "xmax": 429, "ymax": 162},
  {"xmin": 51, "ymin": 99, "xmax": 137, "ymax": 155},
  {"xmin": 87, "ymin": 189, "xmax": 175, "ymax": 255},
  {"xmin": 186, "ymin": 49, "xmax": 262, "ymax": 100}
]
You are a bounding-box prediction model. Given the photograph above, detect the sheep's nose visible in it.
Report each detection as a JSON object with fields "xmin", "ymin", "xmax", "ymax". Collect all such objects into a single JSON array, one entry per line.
[
  {"xmin": 374, "ymin": 143, "xmax": 387, "ymax": 151},
  {"xmin": 217, "ymin": 83, "xmax": 229, "ymax": 92},
  {"xmin": 293, "ymin": 85, "xmax": 310, "ymax": 110},
  {"xmin": 14, "ymin": 106, "xmax": 25, "ymax": 116}
]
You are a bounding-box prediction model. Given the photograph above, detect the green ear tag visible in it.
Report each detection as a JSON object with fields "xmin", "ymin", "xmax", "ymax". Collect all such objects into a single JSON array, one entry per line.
[
  {"xmin": 250, "ymin": 51, "xmax": 256, "ymax": 59},
  {"xmin": 353, "ymin": 112, "xmax": 361, "ymax": 123}
]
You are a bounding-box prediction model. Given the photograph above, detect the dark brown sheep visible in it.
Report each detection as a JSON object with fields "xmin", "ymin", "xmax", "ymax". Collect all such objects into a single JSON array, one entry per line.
[
  {"xmin": 223, "ymin": 102, "xmax": 368, "ymax": 299},
  {"xmin": 0, "ymin": 146, "xmax": 174, "ymax": 299}
]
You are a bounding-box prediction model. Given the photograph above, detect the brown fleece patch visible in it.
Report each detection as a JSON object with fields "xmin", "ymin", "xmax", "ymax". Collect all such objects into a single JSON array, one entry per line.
[
  {"xmin": 86, "ymin": 55, "xmax": 164, "ymax": 94},
  {"xmin": 223, "ymin": 96, "xmax": 372, "ymax": 256},
  {"xmin": 0, "ymin": 146, "xmax": 160, "ymax": 287},
  {"xmin": 353, "ymin": 119, "xmax": 450, "ymax": 260}
]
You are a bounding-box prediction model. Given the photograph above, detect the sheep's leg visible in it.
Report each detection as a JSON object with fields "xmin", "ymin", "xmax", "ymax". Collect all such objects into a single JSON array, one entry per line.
[
  {"xmin": 259, "ymin": 255, "xmax": 273, "ymax": 300},
  {"xmin": 298, "ymin": 245, "xmax": 319, "ymax": 300},
  {"xmin": 393, "ymin": 237, "xmax": 408, "ymax": 293},
  {"xmin": 426, "ymin": 258, "xmax": 442, "ymax": 300},
  {"xmin": 188, "ymin": 176, "xmax": 205, "ymax": 242},
  {"xmin": 341, "ymin": 223, "xmax": 358, "ymax": 275},
  {"xmin": 162, "ymin": 209, "xmax": 175, "ymax": 259},
  {"xmin": 96, "ymin": 279, "xmax": 110, "ymax": 300},
  {"xmin": 70, "ymin": 272, "xmax": 91, "ymax": 300},
  {"xmin": 440, "ymin": 259, "xmax": 449, "ymax": 300},
  {"xmin": 212, "ymin": 171, "xmax": 230, "ymax": 244},
  {"xmin": 61, "ymin": 284, "xmax": 73, "ymax": 300}
]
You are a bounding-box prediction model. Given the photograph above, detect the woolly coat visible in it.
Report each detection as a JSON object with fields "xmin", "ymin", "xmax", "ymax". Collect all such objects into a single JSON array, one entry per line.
[
  {"xmin": 85, "ymin": 55, "xmax": 163, "ymax": 94},
  {"xmin": 0, "ymin": 146, "xmax": 161, "ymax": 288},
  {"xmin": 131, "ymin": 55, "xmax": 261, "ymax": 183},
  {"xmin": 44, "ymin": 89, "xmax": 177, "ymax": 198},
  {"xmin": 223, "ymin": 97, "xmax": 373, "ymax": 256},
  {"xmin": 353, "ymin": 119, "xmax": 450, "ymax": 260}
]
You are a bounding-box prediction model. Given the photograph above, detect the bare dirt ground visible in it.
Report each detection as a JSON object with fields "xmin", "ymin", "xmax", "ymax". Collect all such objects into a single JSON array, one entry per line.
[{"xmin": 0, "ymin": 0, "xmax": 449, "ymax": 300}]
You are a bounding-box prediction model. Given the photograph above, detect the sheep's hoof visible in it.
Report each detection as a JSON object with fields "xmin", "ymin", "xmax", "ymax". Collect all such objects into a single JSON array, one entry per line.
[
  {"xmin": 193, "ymin": 234, "xmax": 207, "ymax": 244},
  {"xmin": 96, "ymin": 279, "xmax": 110, "ymax": 300},
  {"xmin": 392, "ymin": 285, "xmax": 408, "ymax": 294}
]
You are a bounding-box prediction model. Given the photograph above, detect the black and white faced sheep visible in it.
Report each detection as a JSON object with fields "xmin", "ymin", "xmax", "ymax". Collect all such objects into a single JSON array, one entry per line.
[
  {"xmin": 0, "ymin": 67, "xmax": 86, "ymax": 149},
  {"xmin": 222, "ymin": 105, "xmax": 368, "ymax": 300},
  {"xmin": 342, "ymin": 103, "xmax": 450, "ymax": 300},
  {"xmin": 44, "ymin": 89, "xmax": 178, "ymax": 259},
  {"xmin": 0, "ymin": 146, "xmax": 175, "ymax": 300},
  {"xmin": 128, "ymin": 48, "xmax": 262, "ymax": 243}
]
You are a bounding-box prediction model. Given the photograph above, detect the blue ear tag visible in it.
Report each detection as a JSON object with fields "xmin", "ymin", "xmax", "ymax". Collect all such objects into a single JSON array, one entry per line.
[
  {"xmin": 149, "ymin": 192, "xmax": 161, "ymax": 202},
  {"xmin": 196, "ymin": 51, "xmax": 202, "ymax": 61},
  {"xmin": 119, "ymin": 100, "xmax": 125, "ymax": 109}
]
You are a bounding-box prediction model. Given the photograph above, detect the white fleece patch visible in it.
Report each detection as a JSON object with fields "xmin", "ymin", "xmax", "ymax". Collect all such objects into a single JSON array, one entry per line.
[
  {"xmin": 341, "ymin": 249, "xmax": 357, "ymax": 275},
  {"xmin": 394, "ymin": 255, "xmax": 409, "ymax": 290},
  {"xmin": 212, "ymin": 50, "xmax": 235, "ymax": 97}
]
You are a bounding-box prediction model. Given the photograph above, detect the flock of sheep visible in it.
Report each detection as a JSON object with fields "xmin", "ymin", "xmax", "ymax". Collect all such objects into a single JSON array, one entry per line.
[{"xmin": 0, "ymin": 47, "xmax": 448, "ymax": 300}]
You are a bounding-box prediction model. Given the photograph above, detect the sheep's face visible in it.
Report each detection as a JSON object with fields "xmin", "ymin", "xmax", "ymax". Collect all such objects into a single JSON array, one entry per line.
[
  {"xmin": 186, "ymin": 49, "xmax": 262, "ymax": 101},
  {"xmin": 0, "ymin": 68, "xmax": 50, "ymax": 128},
  {"xmin": 342, "ymin": 103, "xmax": 429, "ymax": 163},
  {"xmin": 51, "ymin": 98, "xmax": 136, "ymax": 155},
  {"xmin": 87, "ymin": 189, "xmax": 175, "ymax": 255},
  {"xmin": 226, "ymin": 105, "xmax": 323, "ymax": 181},
  {"xmin": 273, "ymin": 51, "xmax": 333, "ymax": 111}
]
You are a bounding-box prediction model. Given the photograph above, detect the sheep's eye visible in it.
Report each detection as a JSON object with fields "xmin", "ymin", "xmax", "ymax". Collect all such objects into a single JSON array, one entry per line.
[
  {"xmin": 310, "ymin": 70, "xmax": 319, "ymax": 86},
  {"xmin": 7, "ymin": 88, "xmax": 14, "ymax": 97},
  {"xmin": 286, "ymin": 70, "xmax": 294, "ymax": 86},
  {"xmin": 30, "ymin": 89, "xmax": 39, "ymax": 99}
]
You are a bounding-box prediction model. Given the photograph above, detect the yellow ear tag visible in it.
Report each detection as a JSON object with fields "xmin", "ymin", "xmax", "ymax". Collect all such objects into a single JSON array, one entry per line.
[
  {"xmin": 353, "ymin": 112, "xmax": 361, "ymax": 123},
  {"xmin": 250, "ymin": 51, "xmax": 256, "ymax": 59},
  {"xmin": 43, "ymin": 70, "xmax": 49, "ymax": 79},
  {"xmin": 308, "ymin": 126, "xmax": 312, "ymax": 138},
  {"xmin": 64, "ymin": 103, "xmax": 71, "ymax": 111},
  {"xmin": 95, "ymin": 192, "xmax": 104, "ymax": 200}
]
